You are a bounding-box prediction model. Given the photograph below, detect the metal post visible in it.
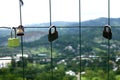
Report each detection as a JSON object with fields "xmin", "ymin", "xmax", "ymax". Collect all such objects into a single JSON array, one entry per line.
[
  {"xmin": 107, "ymin": 0, "xmax": 110, "ymax": 80},
  {"xmin": 49, "ymin": 0, "xmax": 53, "ymax": 80},
  {"xmin": 19, "ymin": 0, "xmax": 24, "ymax": 80},
  {"xmin": 21, "ymin": 36, "xmax": 25, "ymax": 80},
  {"xmin": 50, "ymin": 42, "xmax": 53, "ymax": 80},
  {"xmin": 79, "ymin": 0, "xmax": 82, "ymax": 80}
]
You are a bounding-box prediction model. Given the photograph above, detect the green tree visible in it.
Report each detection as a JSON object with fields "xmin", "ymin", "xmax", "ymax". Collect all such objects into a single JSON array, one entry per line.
[
  {"xmin": 84, "ymin": 69, "xmax": 95, "ymax": 80},
  {"xmin": 97, "ymin": 70, "xmax": 106, "ymax": 80},
  {"xmin": 35, "ymin": 71, "xmax": 51, "ymax": 80},
  {"xmin": 17, "ymin": 57, "xmax": 28, "ymax": 67},
  {"xmin": 108, "ymin": 71, "xmax": 116, "ymax": 80},
  {"xmin": 63, "ymin": 75, "xmax": 75, "ymax": 80}
]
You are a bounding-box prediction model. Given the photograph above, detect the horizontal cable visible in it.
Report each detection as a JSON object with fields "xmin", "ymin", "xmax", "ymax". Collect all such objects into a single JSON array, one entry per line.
[{"xmin": 0, "ymin": 26, "xmax": 120, "ymax": 29}]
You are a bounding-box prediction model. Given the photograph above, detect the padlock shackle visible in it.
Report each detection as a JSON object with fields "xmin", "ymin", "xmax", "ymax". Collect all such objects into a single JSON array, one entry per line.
[
  {"xmin": 13, "ymin": 27, "xmax": 17, "ymax": 38},
  {"xmin": 104, "ymin": 25, "xmax": 111, "ymax": 32},
  {"xmin": 10, "ymin": 27, "xmax": 13, "ymax": 38},
  {"xmin": 10, "ymin": 27, "xmax": 17, "ymax": 38},
  {"xmin": 49, "ymin": 25, "xmax": 56, "ymax": 34},
  {"xmin": 17, "ymin": 25, "xmax": 24, "ymax": 31}
]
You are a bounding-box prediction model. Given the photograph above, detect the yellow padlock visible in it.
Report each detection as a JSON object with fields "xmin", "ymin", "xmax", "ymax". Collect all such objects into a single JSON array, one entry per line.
[{"xmin": 8, "ymin": 27, "xmax": 20, "ymax": 47}]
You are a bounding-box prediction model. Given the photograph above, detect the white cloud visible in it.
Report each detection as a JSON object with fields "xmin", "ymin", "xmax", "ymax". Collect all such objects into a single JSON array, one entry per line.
[
  {"xmin": 111, "ymin": 0, "xmax": 120, "ymax": 18},
  {"xmin": 0, "ymin": 0, "xmax": 20, "ymax": 27},
  {"xmin": 81, "ymin": 0, "xmax": 108, "ymax": 21},
  {"xmin": 0, "ymin": 0, "xmax": 120, "ymax": 27}
]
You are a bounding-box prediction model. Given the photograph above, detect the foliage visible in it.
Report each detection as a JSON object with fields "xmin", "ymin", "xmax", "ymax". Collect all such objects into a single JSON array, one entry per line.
[{"xmin": 0, "ymin": 22, "xmax": 120, "ymax": 79}]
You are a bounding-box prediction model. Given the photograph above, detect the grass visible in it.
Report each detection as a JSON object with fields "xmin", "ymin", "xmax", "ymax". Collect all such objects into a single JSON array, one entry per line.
[
  {"xmin": 81, "ymin": 77, "xmax": 86, "ymax": 80},
  {"xmin": 116, "ymin": 75, "xmax": 120, "ymax": 80},
  {"xmin": 80, "ymin": 75, "xmax": 120, "ymax": 80},
  {"xmin": 92, "ymin": 77, "xmax": 101, "ymax": 80}
]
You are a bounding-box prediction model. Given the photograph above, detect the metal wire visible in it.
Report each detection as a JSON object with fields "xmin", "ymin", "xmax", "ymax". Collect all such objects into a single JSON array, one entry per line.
[
  {"xmin": 0, "ymin": 0, "xmax": 114, "ymax": 80},
  {"xmin": 19, "ymin": 0, "xmax": 25, "ymax": 80},
  {"xmin": 49, "ymin": 0, "xmax": 53, "ymax": 80},
  {"xmin": 107, "ymin": 0, "xmax": 111, "ymax": 80},
  {"xmin": 79, "ymin": 0, "xmax": 82, "ymax": 80},
  {"xmin": 1, "ymin": 26, "xmax": 120, "ymax": 29}
]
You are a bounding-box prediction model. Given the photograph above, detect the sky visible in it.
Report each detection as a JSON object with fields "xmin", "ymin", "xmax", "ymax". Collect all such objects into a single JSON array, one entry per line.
[{"xmin": 0, "ymin": 0, "xmax": 120, "ymax": 27}]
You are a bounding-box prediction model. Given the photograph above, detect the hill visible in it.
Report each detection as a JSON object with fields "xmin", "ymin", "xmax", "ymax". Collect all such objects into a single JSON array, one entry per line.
[
  {"xmin": 0, "ymin": 17, "xmax": 120, "ymax": 80},
  {"xmin": 0, "ymin": 17, "xmax": 120, "ymax": 45},
  {"xmin": 25, "ymin": 17, "xmax": 120, "ymax": 27},
  {"xmin": 81, "ymin": 17, "xmax": 120, "ymax": 26}
]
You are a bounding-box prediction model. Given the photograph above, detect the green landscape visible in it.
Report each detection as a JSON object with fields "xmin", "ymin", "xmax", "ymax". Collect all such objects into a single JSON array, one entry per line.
[{"xmin": 0, "ymin": 17, "xmax": 120, "ymax": 80}]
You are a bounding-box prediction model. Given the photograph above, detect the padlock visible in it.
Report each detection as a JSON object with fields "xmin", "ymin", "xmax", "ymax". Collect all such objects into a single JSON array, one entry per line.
[
  {"xmin": 48, "ymin": 25, "xmax": 58, "ymax": 42},
  {"xmin": 16, "ymin": 25, "xmax": 24, "ymax": 36},
  {"xmin": 8, "ymin": 27, "xmax": 20, "ymax": 47},
  {"xmin": 103, "ymin": 25, "xmax": 112, "ymax": 40}
]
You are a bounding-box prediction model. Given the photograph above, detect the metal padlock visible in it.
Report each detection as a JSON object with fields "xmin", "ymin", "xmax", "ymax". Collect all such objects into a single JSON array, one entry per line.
[
  {"xmin": 16, "ymin": 25, "xmax": 24, "ymax": 36},
  {"xmin": 8, "ymin": 27, "xmax": 20, "ymax": 47},
  {"xmin": 103, "ymin": 25, "xmax": 112, "ymax": 40},
  {"xmin": 48, "ymin": 25, "xmax": 58, "ymax": 42}
]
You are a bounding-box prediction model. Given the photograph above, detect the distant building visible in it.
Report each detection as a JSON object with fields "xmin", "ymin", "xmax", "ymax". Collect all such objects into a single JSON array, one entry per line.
[
  {"xmin": 16, "ymin": 54, "xmax": 29, "ymax": 61},
  {"xmin": 65, "ymin": 70, "xmax": 76, "ymax": 76},
  {"xmin": 0, "ymin": 57, "xmax": 12, "ymax": 68}
]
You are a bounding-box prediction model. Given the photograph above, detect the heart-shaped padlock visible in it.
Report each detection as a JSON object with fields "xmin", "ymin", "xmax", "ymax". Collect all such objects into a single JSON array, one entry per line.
[
  {"xmin": 8, "ymin": 27, "xmax": 20, "ymax": 47},
  {"xmin": 103, "ymin": 25, "xmax": 112, "ymax": 40},
  {"xmin": 48, "ymin": 25, "xmax": 58, "ymax": 42}
]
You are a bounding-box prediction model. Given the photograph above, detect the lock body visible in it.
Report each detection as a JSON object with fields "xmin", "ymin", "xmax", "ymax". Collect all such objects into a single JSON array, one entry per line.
[
  {"xmin": 8, "ymin": 27, "xmax": 20, "ymax": 47},
  {"xmin": 17, "ymin": 25, "xmax": 24, "ymax": 36},
  {"xmin": 103, "ymin": 25, "xmax": 112, "ymax": 40},
  {"xmin": 8, "ymin": 38, "xmax": 14, "ymax": 47},
  {"xmin": 17, "ymin": 29, "xmax": 24, "ymax": 36},
  {"xmin": 48, "ymin": 31, "xmax": 58, "ymax": 42},
  {"xmin": 48, "ymin": 26, "xmax": 58, "ymax": 42},
  {"xmin": 8, "ymin": 38, "xmax": 20, "ymax": 47}
]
